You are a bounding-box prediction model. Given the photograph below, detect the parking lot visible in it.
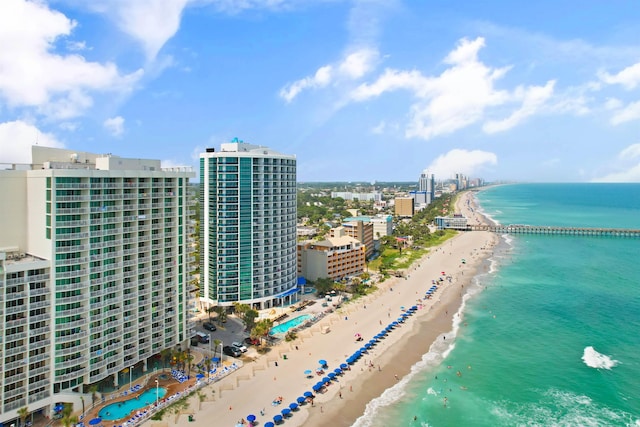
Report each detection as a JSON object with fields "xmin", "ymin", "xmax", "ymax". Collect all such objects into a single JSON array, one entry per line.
[{"xmin": 191, "ymin": 314, "xmax": 258, "ymax": 359}]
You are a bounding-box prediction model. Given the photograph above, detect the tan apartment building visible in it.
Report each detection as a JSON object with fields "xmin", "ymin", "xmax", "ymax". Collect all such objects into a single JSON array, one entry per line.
[
  {"xmin": 395, "ymin": 197, "xmax": 415, "ymax": 217},
  {"xmin": 330, "ymin": 221, "xmax": 374, "ymax": 260},
  {"xmin": 297, "ymin": 230, "xmax": 366, "ymax": 282}
]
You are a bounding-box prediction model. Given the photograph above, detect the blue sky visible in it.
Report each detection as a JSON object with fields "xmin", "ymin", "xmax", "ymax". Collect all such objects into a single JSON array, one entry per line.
[{"xmin": 1, "ymin": 0, "xmax": 640, "ymax": 183}]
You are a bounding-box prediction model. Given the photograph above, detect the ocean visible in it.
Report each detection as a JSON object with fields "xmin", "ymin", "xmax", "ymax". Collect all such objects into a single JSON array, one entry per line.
[{"xmin": 353, "ymin": 183, "xmax": 640, "ymax": 427}]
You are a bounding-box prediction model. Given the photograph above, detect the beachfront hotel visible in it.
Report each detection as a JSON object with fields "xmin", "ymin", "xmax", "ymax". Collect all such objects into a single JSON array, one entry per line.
[
  {"xmin": 199, "ymin": 140, "xmax": 298, "ymax": 310},
  {"xmin": 0, "ymin": 147, "xmax": 196, "ymax": 426},
  {"xmin": 297, "ymin": 228, "xmax": 366, "ymax": 282}
]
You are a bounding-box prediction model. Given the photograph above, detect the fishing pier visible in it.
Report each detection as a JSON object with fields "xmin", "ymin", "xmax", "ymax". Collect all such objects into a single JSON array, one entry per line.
[{"xmin": 466, "ymin": 224, "xmax": 640, "ymax": 237}]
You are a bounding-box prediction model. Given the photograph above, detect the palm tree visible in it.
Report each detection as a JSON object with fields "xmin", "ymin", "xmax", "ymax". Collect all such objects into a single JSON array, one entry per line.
[
  {"xmin": 60, "ymin": 404, "xmax": 77, "ymax": 427},
  {"xmin": 251, "ymin": 319, "xmax": 273, "ymax": 346},
  {"xmin": 203, "ymin": 358, "xmax": 212, "ymax": 380},
  {"xmin": 89, "ymin": 385, "xmax": 98, "ymax": 409},
  {"xmin": 213, "ymin": 339, "xmax": 221, "ymax": 361},
  {"xmin": 184, "ymin": 351, "xmax": 194, "ymax": 376},
  {"xmin": 160, "ymin": 349, "xmax": 173, "ymax": 371},
  {"xmin": 17, "ymin": 406, "xmax": 29, "ymax": 427}
]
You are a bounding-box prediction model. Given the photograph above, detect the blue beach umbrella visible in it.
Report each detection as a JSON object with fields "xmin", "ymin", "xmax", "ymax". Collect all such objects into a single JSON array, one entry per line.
[
  {"xmin": 340, "ymin": 363, "xmax": 348, "ymax": 369},
  {"xmin": 281, "ymin": 408, "xmax": 291, "ymax": 416},
  {"xmin": 328, "ymin": 372, "xmax": 336, "ymax": 379},
  {"xmin": 264, "ymin": 423, "xmax": 275, "ymax": 427},
  {"xmin": 273, "ymin": 414, "xmax": 283, "ymax": 423},
  {"xmin": 322, "ymin": 376, "xmax": 331, "ymax": 384},
  {"xmin": 297, "ymin": 396, "xmax": 306, "ymax": 404},
  {"xmin": 364, "ymin": 343, "xmax": 372, "ymax": 349},
  {"xmin": 246, "ymin": 415, "xmax": 256, "ymax": 423},
  {"xmin": 319, "ymin": 359, "xmax": 327, "ymax": 367},
  {"xmin": 196, "ymin": 373, "xmax": 205, "ymax": 379},
  {"xmin": 304, "ymin": 391, "xmax": 314, "ymax": 397},
  {"xmin": 411, "ymin": 305, "xmax": 418, "ymax": 310},
  {"xmin": 304, "ymin": 369, "xmax": 312, "ymax": 377},
  {"xmin": 334, "ymin": 368, "xmax": 342, "ymax": 375},
  {"xmin": 312, "ymin": 383, "xmax": 323, "ymax": 391},
  {"xmin": 289, "ymin": 402, "xmax": 298, "ymax": 410}
]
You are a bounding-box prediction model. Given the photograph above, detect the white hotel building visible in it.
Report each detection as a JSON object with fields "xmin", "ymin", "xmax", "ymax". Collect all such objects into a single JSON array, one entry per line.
[
  {"xmin": 199, "ymin": 141, "xmax": 298, "ymax": 310},
  {"xmin": 0, "ymin": 147, "xmax": 195, "ymax": 425}
]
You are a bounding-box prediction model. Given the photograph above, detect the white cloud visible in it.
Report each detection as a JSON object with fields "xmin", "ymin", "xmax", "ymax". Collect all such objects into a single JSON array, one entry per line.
[
  {"xmin": 350, "ymin": 37, "xmax": 515, "ymax": 140},
  {"xmin": 619, "ymin": 143, "xmax": 640, "ymax": 160},
  {"xmin": 280, "ymin": 48, "xmax": 379, "ymax": 102},
  {"xmin": 598, "ymin": 62, "xmax": 640, "ymax": 90},
  {"xmin": 339, "ymin": 48, "xmax": 379, "ymax": 79},
  {"xmin": 483, "ymin": 80, "xmax": 555, "ymax": 133},
  {"xmin": 0, "ymin": 120, "xmax": 64, "ymax": 164},
  {"xmin": 103, "ymin": 116, "xmax": 125, "ymax": 137},
  {"xmin": 604, "ymin": 98, "xmax": 623, "ymax": 110},
  {"xmin": 610, "ymin": 100, "xmax": 640, "ymax": 125},
  {"xmin": 0, "ymin": 0, "xmax": 143, "ymax": 119},
  {"xmin": 108, "ymin": 0, "xmax": 189, "ymax": 61},
  {"xmin": 371, "ymin": 121, "xmax": 386, "ymax": 134},
  {"xmin": 592, "ymin": 143, "xmax": 640, "ymax": 182},
  {"xmin": 427, "ymin": 148, "xmax": 497, "ymax": 179},
  {"xmin": 280, "ymin": 65, "xmax": 333, "ymax": 103}
]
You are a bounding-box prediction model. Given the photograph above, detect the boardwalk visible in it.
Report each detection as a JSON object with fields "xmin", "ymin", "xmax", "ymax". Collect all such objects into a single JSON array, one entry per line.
[{"xmin": 466, "ymin": 224, "xmax": 640, "ymax": 238}]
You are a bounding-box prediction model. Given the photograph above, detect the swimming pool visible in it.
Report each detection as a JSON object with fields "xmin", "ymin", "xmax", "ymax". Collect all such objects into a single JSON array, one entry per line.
[
  {"xmin": 98, "ymin": 387, "xmax": 167, "ymax": 420},
  {"xmin": 269, "ymin": 314, "xmax": 313, "ymax": 335}
]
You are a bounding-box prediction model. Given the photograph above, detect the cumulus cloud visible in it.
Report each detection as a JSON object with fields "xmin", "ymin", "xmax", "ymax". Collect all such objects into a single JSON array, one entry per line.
[
  {"xmin": 351, "ymin": 37, "xmax": 554, "ymax": 139},
  {"xmin": 598, "ymin": 62, "xmax": 640, "ymax": 90},
  {"xmin": 280, "ymin": 66, "xmax": 333, "ymax": 103},
  {"xmin": 103, "ymin": 0, "xmax": 189, "ymax": 61},
  {"xmin": 592, "ymin": 143, "xmax": 640, "ymax": 182},
  {"xmin": 610, "ymin": 100, "xmax": 640, "ymax": 125},
  {"xmin": 279, "ymin": 48, "xmax": 379, "ymax": 102},
  {"xmin": 0, "ymin": 0, "xmax": 143, "ymax": 119},
  {"xmin": 103, "ymin": 116, "xmax": 125, "ymax": 137},
  {"xmin": 426, "ymin": 148, "xmax": 497, "ymax": 179},
  {"xmin": 0, "ymin": 120, "xmax": 65, "ymax": 164},
  {"xmin": 483, "ymin": 80, "xmax": 556, "ymax": 133}
]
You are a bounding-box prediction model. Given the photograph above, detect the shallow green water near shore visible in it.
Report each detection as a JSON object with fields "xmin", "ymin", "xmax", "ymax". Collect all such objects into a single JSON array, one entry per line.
[{"xmin": 354, "ymin": 183, "xmax": 640, "ymax": 426}]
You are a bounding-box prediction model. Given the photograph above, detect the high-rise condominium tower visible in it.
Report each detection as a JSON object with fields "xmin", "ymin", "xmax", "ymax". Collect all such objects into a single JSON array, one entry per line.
[
  {"xmin": 199, "ymin": 140, "xmax": 298, "ymax": 310},
  {"xmin": 418, "ymin": 171, "xmax": 435, "ymax": 204},
  {"xmin": 0, "ymin": 147, "xmax": 195, "ymax": 425}
]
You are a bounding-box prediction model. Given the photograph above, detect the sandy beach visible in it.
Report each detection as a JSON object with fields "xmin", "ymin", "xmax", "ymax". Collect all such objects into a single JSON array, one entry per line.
[{"xmin": 160, "ymin": 191, "xmax": 497, "ymax": 427}]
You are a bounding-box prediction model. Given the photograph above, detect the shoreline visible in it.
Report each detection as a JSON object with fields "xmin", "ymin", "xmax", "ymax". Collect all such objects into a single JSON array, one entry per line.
[
  {"xmin": 304, "ymin": 191, "xmax": 497, "ymax": 426},
  {"xmin": 165, "ymin": 190, "xmax": 499, "ymax": 427}
]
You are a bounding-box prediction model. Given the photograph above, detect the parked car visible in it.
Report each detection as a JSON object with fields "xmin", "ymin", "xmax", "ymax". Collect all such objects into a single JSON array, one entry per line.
[
  {"xmin": 223, "ymin": 345, "xmax": 242, "ymax": 357},
  {"xmin": 203, "ymin": 322, "xmax": 217, "ymax": 331},
  {"xmin": 244, "ymin": 337, "xmax": 260, "ymax": 346},
  {"xmin": 231, "ymin": 342, "xmax": 248, "ymax": 353}
]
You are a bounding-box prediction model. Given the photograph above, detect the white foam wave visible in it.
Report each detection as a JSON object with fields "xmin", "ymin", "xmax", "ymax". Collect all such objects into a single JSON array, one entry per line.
[
  {"xmin": 491, "ymin": 388, "xmax": 635, "ymax": 427},
  {"xmin": 582, "ymin": 346, "xmax": 619, "ymax": 369},
  {"xmin": 352, "ymin": 288, "xmax": 477, "ymax": 427}
]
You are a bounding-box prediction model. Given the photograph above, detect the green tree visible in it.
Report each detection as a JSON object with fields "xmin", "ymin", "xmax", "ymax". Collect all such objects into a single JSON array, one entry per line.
[
  {"xmin": 243, "ymin": 309, "xmax": 259, "ymax": 332},
  {"xmin": 160, "ymin": 348, "xmax": 173, "ymax": 371},
  {"xmin": 60, "ymin": 404, "xmax": 78, "ymax": 427},
  {"xmin": 314, "ymin": 277, "xmax": 334, "ymax": 296},
  {"xmin": 251, "ymin": 319, "xmax": 273, "ymax": 345},
  {"xmin": 213, "ymin": 339, "xmax": 221, "ymax": 360},
  {"xmin": 89, "ymin": 384, "xmax": 98, "ymax": 408},
  {"xmin": 17, "ymin": 407, "xmax": 29, "ymax": 427}
]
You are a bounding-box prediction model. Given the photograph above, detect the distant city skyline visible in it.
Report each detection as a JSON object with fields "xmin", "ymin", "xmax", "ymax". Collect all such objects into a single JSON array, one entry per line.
[{"xmin": 1, "ymin": 1, "xmax": 640, "ymax": 182}]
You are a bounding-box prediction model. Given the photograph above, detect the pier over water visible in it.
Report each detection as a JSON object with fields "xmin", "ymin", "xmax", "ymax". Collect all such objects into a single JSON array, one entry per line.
[{"xmin": 467, "ymin": 224, "xmax": 640, "ymax": 238}]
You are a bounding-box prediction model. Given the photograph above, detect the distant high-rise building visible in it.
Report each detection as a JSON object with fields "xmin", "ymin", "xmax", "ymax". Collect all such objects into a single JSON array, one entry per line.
[
  {"xmin": 199, "ymin": 141, "xmax": 298, "ymax": 310},
  {"xmin": 418, "ymin": 171, "xmax": 435, "ymax": 204},
  {"xmin": 0, "ymin": 146, "xmax": 195, "ymax": 424}
]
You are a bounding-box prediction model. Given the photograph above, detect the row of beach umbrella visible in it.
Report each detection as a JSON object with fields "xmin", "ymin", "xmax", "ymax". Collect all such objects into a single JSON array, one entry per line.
[{"xmin": 250, "ymin": 305, "xmax": 421, "ymax": 426}]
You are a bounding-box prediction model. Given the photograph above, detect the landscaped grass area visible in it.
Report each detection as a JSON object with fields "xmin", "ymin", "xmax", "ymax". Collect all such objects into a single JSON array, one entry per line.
[{"xmin": 368, "ymin": 229, "xmax": 458, "ymax": 273}]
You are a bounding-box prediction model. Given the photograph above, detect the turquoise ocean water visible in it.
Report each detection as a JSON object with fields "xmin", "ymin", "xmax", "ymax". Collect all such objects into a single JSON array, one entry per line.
[{"xmin": 353, "ymin": 183, "xmax": 640, "ymax": 427}]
